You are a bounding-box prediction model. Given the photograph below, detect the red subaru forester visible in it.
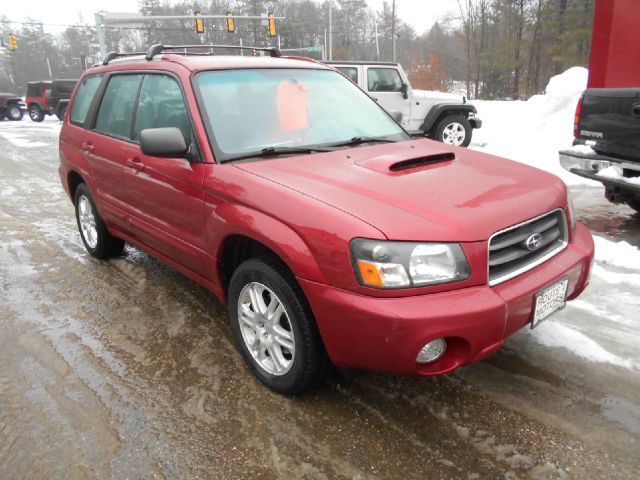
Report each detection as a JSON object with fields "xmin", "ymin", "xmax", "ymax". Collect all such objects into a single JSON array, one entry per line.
[{"xmin": 58, "ymin": 45, "xmax": 595, "ymax": 394}]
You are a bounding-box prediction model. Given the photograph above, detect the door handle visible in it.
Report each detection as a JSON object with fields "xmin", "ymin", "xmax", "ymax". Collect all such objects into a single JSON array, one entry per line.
[
  {"xmin": 82, "ymin": 141, "xmax": 94, "ymax": 153},
  {"xmin": 126, "ymin": 157, "xmax": 145, "ymax": 171},
  {"xmin": 633, "ymin": 103, "xmax": 640, "ymax": 116}
]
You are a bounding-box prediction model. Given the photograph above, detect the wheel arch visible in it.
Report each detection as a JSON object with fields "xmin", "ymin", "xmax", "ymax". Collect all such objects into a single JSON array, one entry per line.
[
  {"xmin": 212, "ymin": 205, "xmax": 327, "ymax": 298},
  {"xmin": 421, "ymin": 103, "xmax": 474, "ymax": 133},
  {"xmin": 67, "ymin": 170, "xmax": 86, "ymax": 201}
]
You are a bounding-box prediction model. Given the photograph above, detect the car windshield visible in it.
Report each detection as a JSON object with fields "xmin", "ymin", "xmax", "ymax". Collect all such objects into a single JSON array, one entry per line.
[{"xmin": 195, "ymin": 68, "xmax": 409, "ymax": 161}]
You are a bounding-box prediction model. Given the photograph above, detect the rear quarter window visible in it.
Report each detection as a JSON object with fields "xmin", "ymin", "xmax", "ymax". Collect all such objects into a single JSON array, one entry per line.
[
  {"xmin": 337, "ymin": 67, "xmax": 358, "ymax": 84},
  {"xmin": 94, "ymin": 74, "xmax": 143, "ymax": 140},
  {"xmin": 70, "ymin": 75, "xmax": 103, "ymax": 126}
]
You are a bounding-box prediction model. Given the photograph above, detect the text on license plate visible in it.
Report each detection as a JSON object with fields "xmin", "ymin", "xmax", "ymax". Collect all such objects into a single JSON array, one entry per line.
[{"xmin": 532, "ymin": 278, "xmax": 569, "ymax": 328}]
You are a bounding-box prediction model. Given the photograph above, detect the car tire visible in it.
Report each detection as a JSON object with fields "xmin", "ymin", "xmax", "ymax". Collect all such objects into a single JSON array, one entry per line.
[
  {"xmin": 74, "ymin": 183, "xmax": 125, "ymax": 259},
  {"xmin": 433, "ymin": 114, "xmax": 472, "ymax": 147},
  {"xmin": 627, "ymin": 199, "xmax": 640, "ymax": 213},
  {"xmin": 29, "ymin": 105, "xmax": 45, "ymax": 122},
  {"xmin": 228, "ymin": 257, "xmax": 325, "ymax": 395},
  {"xmin": 7, "ymin": 105, "xmax": 23, "ymax": 121},
  {"xmin": 55, "ymin": 104, "xmax": 67, "ymax": 121}
]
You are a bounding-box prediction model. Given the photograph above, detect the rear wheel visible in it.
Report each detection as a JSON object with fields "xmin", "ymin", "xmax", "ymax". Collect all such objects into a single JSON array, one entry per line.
[
  {"xmin": 433, "ymin": 114, "xmax": 472, "ymax": 147},
  {"xmin": 627, "ymin": 199, "xmax": 640, "ymax": 213},
  {"xmin": 228, "ymin": 258, "xmax": 325, "ymax": 395},
  {"xmin": 7, "ymin": 105, "xmax": 23, "ymax": 121},
  {"xmin": 55, "ymin": 103, "xmax": 68, "ymax": 121},
  {"xmin": 74, "ymin": 183, "xmax": 124, "ymax": 258},
  {"xmin": 29, "ymin": 105, "xmax": 44, "ymax": 122}
]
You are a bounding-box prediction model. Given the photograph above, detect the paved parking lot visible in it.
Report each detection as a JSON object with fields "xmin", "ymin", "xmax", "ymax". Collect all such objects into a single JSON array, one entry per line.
[{"xmin": 1, "ymin": 118, "xmax": 638, "ymax": 479}]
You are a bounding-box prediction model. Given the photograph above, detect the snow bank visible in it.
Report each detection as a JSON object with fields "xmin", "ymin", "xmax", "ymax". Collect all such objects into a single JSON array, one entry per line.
[
  {"xmin": 597, "ymin": 165, "xmax": 640, "ymax": 185},
  {"xmin": 470, "ymin": 67, "xmax": 598, "ymax": 186},
  {"xmin": 529, "ymin": 235, "xmax": 640, "ymax": 370},
  {"xmin": 530, "ymin": 321, "xmax": 635, "ymax": 369}
]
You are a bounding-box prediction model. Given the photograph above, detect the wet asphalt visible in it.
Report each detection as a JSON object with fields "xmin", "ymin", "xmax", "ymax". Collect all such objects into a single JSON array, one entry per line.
[{"xmin": 0, "ymin": 118, "xmax": 639, "ymax": 479}]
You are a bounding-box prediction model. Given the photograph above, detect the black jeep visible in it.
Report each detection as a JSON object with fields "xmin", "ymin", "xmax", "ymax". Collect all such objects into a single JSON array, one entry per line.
[{"xmin": 0, "ymin": 93, "xmax": 26, "ymax": 121}]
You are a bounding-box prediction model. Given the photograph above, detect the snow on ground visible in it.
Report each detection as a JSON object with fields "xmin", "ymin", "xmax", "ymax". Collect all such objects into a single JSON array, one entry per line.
[{"xmin": 470, "ymin": 67, "xmax": 599, "ymax": 186}]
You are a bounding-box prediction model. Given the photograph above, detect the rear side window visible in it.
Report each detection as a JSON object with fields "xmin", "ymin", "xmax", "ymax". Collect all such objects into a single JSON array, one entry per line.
[
  {"xmin": 26, "ymin": 83, "xmax": 40, "ymax": 98},
  {"xmin": 95, "ymin": 74, "xmax": 143, "ymax": 140},
  {"xmin": 367, "ymin": 68, "xmax": 402, "ymax": 92},
  {"xmin": 337, "ymin": 67, "xmax": 358, "ymax": 84},
  {"xmin": 70, "ymin": 75, "xmax": 103, "ymax": 126},
  {"xmin": 134, "ymin": 75, "xmax": 191, "ymax": 141}
]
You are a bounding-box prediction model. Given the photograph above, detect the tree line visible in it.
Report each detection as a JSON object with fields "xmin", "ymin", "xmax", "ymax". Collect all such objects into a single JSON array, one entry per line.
[{"xmin": 0, "ymin": 0, "xmax": 593, "ymax": 100}]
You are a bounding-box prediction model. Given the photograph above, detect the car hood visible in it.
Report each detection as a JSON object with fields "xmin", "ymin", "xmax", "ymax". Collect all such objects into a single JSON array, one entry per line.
[
  {"xmin": 412, "ymin": 89, "xmax": 464, "ymax": 103},
  {"xmin": 234, "ymin": 139, "xmax": 567, "ymax": 242}
]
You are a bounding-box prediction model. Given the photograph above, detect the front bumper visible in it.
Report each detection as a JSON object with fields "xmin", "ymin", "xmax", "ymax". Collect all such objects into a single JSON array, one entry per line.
[
  {"xmin": 469, "ymin": 117, "xmax": 482, "ymax": 129},
  {"xmin": 299, "ymin": 223, "xmax": 594, "ymax": 376}
]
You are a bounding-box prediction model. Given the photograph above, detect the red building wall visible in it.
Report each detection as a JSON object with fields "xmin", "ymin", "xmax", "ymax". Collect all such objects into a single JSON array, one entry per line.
[{"xmin": 588, "ymin": 0, "xmax": 640, "ymax": 88}]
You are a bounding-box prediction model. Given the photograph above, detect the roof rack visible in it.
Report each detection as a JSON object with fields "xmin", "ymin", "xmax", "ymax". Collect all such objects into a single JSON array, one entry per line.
[
  {"xmin": 103, "ymin": 51, "xmax": 147, "ymax": 65},
  {"xmin": 144, "ymin": 44, "xmax": 282, "ymax": 61}
]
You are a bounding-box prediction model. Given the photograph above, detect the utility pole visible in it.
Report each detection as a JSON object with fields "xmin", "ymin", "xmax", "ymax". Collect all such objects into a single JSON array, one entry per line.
[
  {"xmin": 328, "ymin": 2, "xmax": 333, "ymax": 60},
  {"xmin": 391, "ymin": 0, "xmax": 396, "ymax": 63},
  {"xmin": 252, "ymin": 0, "xmax": 258, "ymax": 46},
  {"xmin": 374, "ymin": 20, "xmax": 380, "ymax": 61},
  {"xmin": 95, "ymin": 12, "xmax": 106, "ymax": 61}
]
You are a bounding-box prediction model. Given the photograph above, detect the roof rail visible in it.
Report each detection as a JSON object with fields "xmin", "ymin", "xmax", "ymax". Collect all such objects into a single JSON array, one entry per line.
[
  {"xmin": 145, "ymin": 44, "xmax": 282, "ymax": 61},
  {"xmin": 103, "ymin": 51, "xmax": 147, "ymax": 66}
]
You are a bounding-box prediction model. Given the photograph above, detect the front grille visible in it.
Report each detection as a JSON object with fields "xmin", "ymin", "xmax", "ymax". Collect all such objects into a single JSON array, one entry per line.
[{"xmin": 488, "ymin": 209, "xmax": 568, "ymax": 286}]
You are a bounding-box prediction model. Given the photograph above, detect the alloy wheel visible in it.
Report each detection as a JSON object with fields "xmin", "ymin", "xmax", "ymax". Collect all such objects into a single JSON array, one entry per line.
[
  {"xmin": 237, "ymin": 282, "xmax": 295, "ymax": 376},
  {"xmin": 78, "ymin": 195, "xmax": 98, "ymax": 249},
  {"xmin": 442, "ymin": 122, "xmax": 466, "ymax": 146}
]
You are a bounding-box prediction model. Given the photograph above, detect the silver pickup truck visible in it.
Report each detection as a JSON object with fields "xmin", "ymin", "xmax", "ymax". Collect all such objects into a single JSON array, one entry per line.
[{"xmin": 325, "ymin": 61, "xmax": 482, "ymax": 146}]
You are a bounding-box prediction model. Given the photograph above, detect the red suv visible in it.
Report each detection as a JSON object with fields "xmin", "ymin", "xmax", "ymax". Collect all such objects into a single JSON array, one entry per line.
[{"xmin": 59, "ymin": 44, "xmax": 595, "ymax": 394}]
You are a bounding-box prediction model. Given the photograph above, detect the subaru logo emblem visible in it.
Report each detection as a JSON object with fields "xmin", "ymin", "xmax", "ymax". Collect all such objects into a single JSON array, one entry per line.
[{"xmin": 525, "ymin": 233, "xmax": 544, "ymax": 251}]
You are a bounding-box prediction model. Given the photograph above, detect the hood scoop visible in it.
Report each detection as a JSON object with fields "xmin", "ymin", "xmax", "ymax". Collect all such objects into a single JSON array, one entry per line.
[
  {"xmin": 357, "ymin": 151, "xmax": 455, "ymax": 174},
  {"xmin": 389, "ymin": 152, "xmax": 455, "ymax": 172}
]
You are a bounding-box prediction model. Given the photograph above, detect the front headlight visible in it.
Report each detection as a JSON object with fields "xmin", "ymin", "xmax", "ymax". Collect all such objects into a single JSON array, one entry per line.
[
  {"xmin": 350, "ymin": 239, "xmax": 470, "ymax": 289},
  {"xmin": 567, "ymin": 189, "xmax": 577, "ymax": 231}
]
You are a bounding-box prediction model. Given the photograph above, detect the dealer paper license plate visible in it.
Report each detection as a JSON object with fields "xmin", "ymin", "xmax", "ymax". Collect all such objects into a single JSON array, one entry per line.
[{"xmin": 531, "ymin": 278, "xmax": 569, "ymax": 328}]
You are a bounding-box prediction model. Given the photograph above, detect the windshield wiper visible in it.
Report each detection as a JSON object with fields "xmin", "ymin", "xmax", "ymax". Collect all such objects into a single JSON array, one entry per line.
[
  {"xmin": 324, "ymin": 136, "xmax": 399, "ymax": 148},
  {"xmin": 221, "ymin": 145, "xmax": 333, "ymax": 163}
]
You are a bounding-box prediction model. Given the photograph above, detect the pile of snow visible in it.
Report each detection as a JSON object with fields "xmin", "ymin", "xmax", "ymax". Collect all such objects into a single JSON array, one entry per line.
[
  {"xmin": 528, "ymin": 234, "xmax": 640, "ymax": 371},
  {"xmin": 470, "ymin": 67, "xmax": 598, "ymax": 186},
  {"xmin": 597, "ymin": 165, "xmax": 640, "ymax": 185}
]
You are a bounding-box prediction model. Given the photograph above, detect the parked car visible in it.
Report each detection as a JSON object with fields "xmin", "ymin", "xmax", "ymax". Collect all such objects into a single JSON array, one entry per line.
[
  {"xmin": 26, "ymin": 79, "xmax": 78, "ymax": 122},
  {"xmin": 59, "ymin": 44, "xmax": 594, "ymax": 395},
  {"xmin": 0, "ymin": 93, "xmax": 26, "ymax": 121},
  {"xmin": 559, "ymin": 89, "xmax": 640, "ymax": 212},
  {"xmin": 325, "ymin": 61, "xmax": 482, "ymax": 147}
]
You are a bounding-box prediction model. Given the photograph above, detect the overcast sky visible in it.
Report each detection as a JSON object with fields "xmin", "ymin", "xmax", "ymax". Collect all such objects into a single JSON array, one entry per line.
[{"xmin": 2, "ymin": 0, "xmax": 459, "ymax": 36}]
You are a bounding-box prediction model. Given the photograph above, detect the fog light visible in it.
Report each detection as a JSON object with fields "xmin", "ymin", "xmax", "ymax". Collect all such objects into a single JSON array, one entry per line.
[{"xmin": 416, "ymin": 338, "xmax": 447, "ymax": 364}]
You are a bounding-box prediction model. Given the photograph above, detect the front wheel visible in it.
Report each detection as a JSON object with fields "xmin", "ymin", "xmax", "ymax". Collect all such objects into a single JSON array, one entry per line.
[
  {"xmin": 7, "ymin": 105, "xmax": 23, "ymax": 121},
  {"xmin": 433, "ymin": 114, "xmax": 472, "ymax": 147},
  {"xmin": 29, "ymin": 105, "xmax": 45, "ymax": 122},
  {"xmin": 74, "ymin": 183, "xmax": 124, "ymax": 258},
  {"xmin": 228, "ymin": 258, "xmax": 325, "ymax": 395}
]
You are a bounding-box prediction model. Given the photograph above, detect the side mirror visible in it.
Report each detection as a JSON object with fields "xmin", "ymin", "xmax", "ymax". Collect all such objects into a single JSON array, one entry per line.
[
  {"xmin": 140, "ymin": 127, "xmax": 189, "ymax": 158},
  {"xmin": 400, "ymin": 83, "xmax": 409, "ymax": 99}
]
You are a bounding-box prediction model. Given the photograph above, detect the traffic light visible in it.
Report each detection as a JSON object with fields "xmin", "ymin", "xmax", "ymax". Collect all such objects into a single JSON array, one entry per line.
[
  {"xmin": 194, "ymin": 11, "xmax": 204, "ymax": 34},
  {"xmin": 267, "ymin": 12, "xmax": 276, "ymax": 37},
  {"xmin": 80, "ymin": 55, "xmax": 87, "ymax": 69},
  {"xmin": 7, "ymin": 34, "xmax": 17, "ymax": 51},
  {"xmin": 226, "ymin": 11, "xmax": 235, "ymax": 33}
]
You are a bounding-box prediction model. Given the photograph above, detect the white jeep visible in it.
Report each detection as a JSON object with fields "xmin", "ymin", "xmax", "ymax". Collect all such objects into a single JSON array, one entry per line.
[{"xmin": 325, "ymin": 61, "xmax": 482, "ymax": 147}]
